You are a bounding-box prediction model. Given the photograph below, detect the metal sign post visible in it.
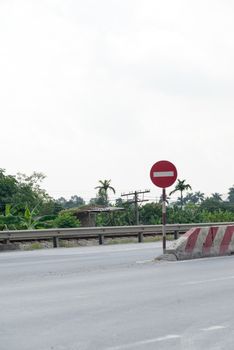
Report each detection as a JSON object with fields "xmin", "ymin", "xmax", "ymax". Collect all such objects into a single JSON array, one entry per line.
[
  {"xmin": 150, "ymin": 160, "xmax": 178, "ymax": 253},
  {"xmin": 162, "ymin": 188, "xmax": 166, "ymax": 253}
]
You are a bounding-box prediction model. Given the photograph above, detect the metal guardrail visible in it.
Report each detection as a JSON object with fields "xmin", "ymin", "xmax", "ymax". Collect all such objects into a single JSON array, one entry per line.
[{"xmin": 1, "ymin": 222, "xmax": 234, "ymax": 247}]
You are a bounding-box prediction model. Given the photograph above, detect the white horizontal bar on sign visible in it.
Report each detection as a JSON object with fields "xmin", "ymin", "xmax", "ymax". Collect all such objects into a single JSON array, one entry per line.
[{"xmin": 153, "ymin": 171, "xmax": 174, "ymax": 177}]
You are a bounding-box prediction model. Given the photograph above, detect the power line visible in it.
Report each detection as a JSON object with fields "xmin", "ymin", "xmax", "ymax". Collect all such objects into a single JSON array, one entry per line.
[{"xmin": 121, "ymin": 190, "xmax": 150, "ymax": 225}]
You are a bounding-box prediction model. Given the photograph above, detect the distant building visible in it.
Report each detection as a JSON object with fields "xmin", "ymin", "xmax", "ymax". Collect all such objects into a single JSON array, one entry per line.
[{"xmin": 61, "ymin": 205, "xmax": 124, "ymax": 227}]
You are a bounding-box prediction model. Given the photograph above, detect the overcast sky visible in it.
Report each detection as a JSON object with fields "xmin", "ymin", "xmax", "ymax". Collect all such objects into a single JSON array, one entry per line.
[{"xmin": 0, "ymin": 0, "xmax": 233, "ymax": 202}]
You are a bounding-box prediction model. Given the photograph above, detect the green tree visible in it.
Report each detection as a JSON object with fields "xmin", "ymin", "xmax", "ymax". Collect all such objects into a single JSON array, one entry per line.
[
  {"xmin": 211, "ymin": 193, "xmax": 223, "ymax": 202},
  {"xmin": 0, "ymin": 169, "xmax": 19, "ymax": 212},
  {"xmin": 95, "ymin": 180, "xmax": 115, "ymax": 205},
  {"xmin": 0, "ymin": 169, "xmax": 61, "ymax": 228},
  {"xmin": 39, "ymin": 200, "xmax": 62, "ymax": 216},
  {"xmin": 227, "ymin": 186, "xmax": 234, "ymax": 203},
  {"xmin": 56, "ymin": 196, "xmax": 85, "ymax": 209},
  {"xmin": 193, "ymin": 191, "xmax": 205, "ymax": 203},
  {"xmin": 200, "ymin": 198, "xmax": 233, "ymax": 212},
  {"xmin": 169, "ymin": 179, "xmax": 192, "ymax": 208},
  {"xmin": 167, "ymin": 203, "xmax": 201, "ymax": 223},
  {"xmin": 183, "ymin": 191, "xmax": 205, "ymax": 205},
  {"xmin": 139, "ymin": 202, "xmax": 162, "ymax": 224},
  {"xmin": 14, "ymin": 172, "xmax": 51, "ymax": 212}
]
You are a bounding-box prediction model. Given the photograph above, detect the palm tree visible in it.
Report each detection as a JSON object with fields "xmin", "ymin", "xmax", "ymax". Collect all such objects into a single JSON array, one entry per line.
[
  {"xmin": 184, "ymin": 191, "xmax": 204, "ymax": 205},
  {"xmin": 193, "ymin": 191, "xmax": 205, "ymax": 204},
  {"xmin": 228, "ymin": 186, "xmax": 234, "ymax": 203},
  {"xmin": 95, "ymin": 180, "xmax": 115, "ymax": 205},
  {"xmin": 183, "ymin": 192, "xmax": 195, "ymax": 204},
  {"xmin": 169, "ymin": 179, "xmax": 192, "ymax": 208},
  {"xmin": 211, "ymin": 193, "xmax": 223, "ymax": 202}
]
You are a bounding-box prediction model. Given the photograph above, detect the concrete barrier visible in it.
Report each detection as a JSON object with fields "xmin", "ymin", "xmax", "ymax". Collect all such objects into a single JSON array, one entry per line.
[{"xmin": 164, "ymin": 225, "xmax": 234, "ymax": 260}]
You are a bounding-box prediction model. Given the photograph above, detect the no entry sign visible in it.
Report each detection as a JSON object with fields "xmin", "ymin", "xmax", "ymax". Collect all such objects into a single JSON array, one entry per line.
[
  {"xmin": 150, "ymin": 160, "xmax": 178, "ymax": 253},
  {"xmin": 150, "ymin": 160, "xmax": 177, "ymax": 188}
]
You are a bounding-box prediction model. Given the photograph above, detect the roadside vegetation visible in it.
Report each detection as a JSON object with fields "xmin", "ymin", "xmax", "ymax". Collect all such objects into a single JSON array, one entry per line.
[{"xmin": 0, "ymin": 168, "xmax": 234, "ymax": 230}]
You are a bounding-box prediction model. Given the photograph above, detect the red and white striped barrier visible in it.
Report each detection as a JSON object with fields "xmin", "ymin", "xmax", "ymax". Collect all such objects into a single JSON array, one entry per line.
[{"xmin": 165, "ymin": 225, "xmax": 234, "ymax": 260}]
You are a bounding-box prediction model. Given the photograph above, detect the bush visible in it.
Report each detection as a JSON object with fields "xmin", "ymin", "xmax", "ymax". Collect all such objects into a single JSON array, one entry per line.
[{"xmin": 54, "ymin": 212, "xmax": 80, "ymax": 228}]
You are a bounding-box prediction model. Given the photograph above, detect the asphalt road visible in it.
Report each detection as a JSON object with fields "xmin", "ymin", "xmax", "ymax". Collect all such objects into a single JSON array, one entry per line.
[{"xmin": 1, "ymin": 242, "xmax": 234, "ymax": 349}]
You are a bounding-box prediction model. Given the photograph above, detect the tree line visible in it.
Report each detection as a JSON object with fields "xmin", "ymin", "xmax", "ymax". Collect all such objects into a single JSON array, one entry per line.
[{"xmin": 0, "ymin": 169, "xmax": 234, "ymax": 230}]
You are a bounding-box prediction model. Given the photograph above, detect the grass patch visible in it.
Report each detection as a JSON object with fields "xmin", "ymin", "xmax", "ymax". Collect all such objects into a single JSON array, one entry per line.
[
  {"xmin": 106, "ymin": 237, "xmax": 138, "ymax": 245},
  {"xmin": 106, "ymin": 234, "xmax": 177, "ymax": 245},
  {"xmin": 59, "ymin": 240, "xmax": 78, "ymax": 248},
  {"xmin": 25, "ymin": 242, "xmax": 43, "ymax": 250},
  {"xmin": 144, "ymin": 234, "xmax": 175, "ymax": 242}
]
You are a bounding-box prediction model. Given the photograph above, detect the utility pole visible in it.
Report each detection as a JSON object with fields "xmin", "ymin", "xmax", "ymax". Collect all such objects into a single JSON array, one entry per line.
[{"xmin": 121, "ymin": 190, "xmax": 150, "ymax": 225}]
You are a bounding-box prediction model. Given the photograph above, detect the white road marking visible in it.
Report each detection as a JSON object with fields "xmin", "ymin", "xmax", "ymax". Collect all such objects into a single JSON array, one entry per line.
[
  {"xmin": 201, "ymin": 325, "xmax": 227, "ymax": 331},
  {"xmin": 181, "ymin": 275, "xmax": 234, "ymax": 286},
  {"xmin": 153, "ymin": 171, "xmax": 174, "ymax": 177},
  {"xmin": 106, "ymin": 334, "xmax": 181, "ymax": 350}
]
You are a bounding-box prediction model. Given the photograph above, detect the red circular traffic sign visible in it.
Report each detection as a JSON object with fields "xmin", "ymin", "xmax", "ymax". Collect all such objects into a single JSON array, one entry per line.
[{"xmin": 150, "ymin": 160, "xmax": 177, "ymax": 188}]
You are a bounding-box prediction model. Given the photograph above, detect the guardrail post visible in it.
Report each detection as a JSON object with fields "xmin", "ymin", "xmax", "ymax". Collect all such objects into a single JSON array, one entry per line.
[
  {"xmin": 99, "ymin": 234, "xmax": 104, "ymax": 245},
  {"xmin": 138, "ymin": 232, "xmax": 144, "ymax": 243},
  {"xmin": 53, "ymin": 237, "xmax": 59, "ymax": 248},
  {"xmin": 174, "ymin": 230, "xmax": 179, "ymax": 240},
  {"xmin": 4, "ymin": 238, "xmax": 10, "ymax": 244}
]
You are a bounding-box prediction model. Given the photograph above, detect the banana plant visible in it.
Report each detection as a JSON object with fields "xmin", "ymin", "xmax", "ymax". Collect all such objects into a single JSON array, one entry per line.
[
  {"xmin": 0, "ymin": 205, "xmax": 55, "ymax": 231},
  {"xmin": 19, "ymin": 206, "xmax": 44, "ymax": 229},
  {"xmin": 0, "ymin": 204, "xmax": 20, "ymax": 230}
]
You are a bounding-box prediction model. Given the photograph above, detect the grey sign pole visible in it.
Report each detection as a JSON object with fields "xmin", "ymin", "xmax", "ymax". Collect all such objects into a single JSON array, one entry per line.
[{"xmin": 162, "ymin": 188, "xmax": 166, "ymax": 253}]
